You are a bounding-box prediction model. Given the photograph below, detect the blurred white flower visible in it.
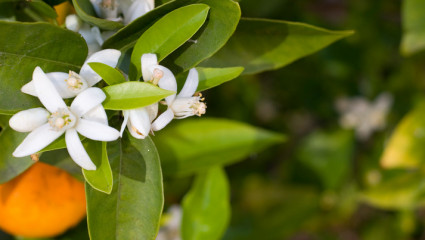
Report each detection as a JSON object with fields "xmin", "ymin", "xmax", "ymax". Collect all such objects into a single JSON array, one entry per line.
[
  {"xmin": 151, "ymin": 67, "xmax": 206, "ymax": 131},
  {"xmin": 21, "ymin": 49, "xmax": 121, "ymax": 99},
  {"xmin": 90, "ymin": 0, "xmax": 154, "ymax": 25},
  {"xmin": 10, "ymin": 67, "xmax": 120, "ymax": 170},
  {"xmin": 336, "ymin": 93, "xmax": 393, "ymax": 140},
  {"xmin": 156, "ymin": 205, "xmax": 182, "ymax": 240}
]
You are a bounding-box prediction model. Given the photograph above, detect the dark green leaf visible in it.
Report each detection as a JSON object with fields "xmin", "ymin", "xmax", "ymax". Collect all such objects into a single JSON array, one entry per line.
[
  {"xmin": 0, "ymin": 127, "xmax": 34, "ymax": 183},
  {"xmin": 72, "ymin": 0, "xmax": 124, "ymax": 30},
  {"xmin": 104, "ymin": 0, "xmax": 240, "ymax": 75},
  {"xmin": 86, "ymin": 135, "xmax": 163, "ymax": 240},
  {"xmin": 177, "ymin": 67, "xmax": 244, "ymax": 92},
  {"xmin": 0, "ymin": 114, "xmax": 10, "ymax": 128},
  {"xmin": 83, "ymin": 141, "xmax": 113, "ymax": 194},
  {"xmin": 29, "ymin": 0, "xmax": 58, "ymax": 19},
  {"xmin": 102, "ymin": 81, "xmax": 175, "ymax": 110},
  {"xmin": 200, "ymin": 18, "xmax": 354, "ymax": 75},
  {"xmin": 182, "ymin": 167, "xmax": 231, "ymax": 240},
  {"xmin": 89, "ymin": 62, "xmax": 126, "ymax": 85},
  {"xmin": 0, "ymin": 21, "xmax": 87, "ymax": 114},
  {"xmin": 129, "ymin": 4, "xmax": 209, "ymax": 80},
  {"xmin": 154, "ymin": 118, "xmax": 285, "ymax": 177},
  {"xmin": 401, "ymin": 0, "xmax": 425, "ymax": 56},
  {"xmin": 40, "ymin": 148, "xmax": 84, "ymax": 181}
]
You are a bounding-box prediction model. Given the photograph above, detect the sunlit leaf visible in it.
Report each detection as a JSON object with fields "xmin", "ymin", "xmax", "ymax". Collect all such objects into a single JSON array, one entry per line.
[
  {"xmin": 182, "ymin": 167, "xmax": 230, "ymax": 240},
  {"xmin": 83, "ymin": 141, "xmax": 113, "ymax": 194},
  {"xmin": 201, "ymin": 18, "xmax": 354, "ymax": 75},
  {"xmin": 89, "ymin": 62, "xmax": 126, "ymax": 86},
  {"xmin": 400, "ymin": 0, "xmax": 425, "ymax": 56}
]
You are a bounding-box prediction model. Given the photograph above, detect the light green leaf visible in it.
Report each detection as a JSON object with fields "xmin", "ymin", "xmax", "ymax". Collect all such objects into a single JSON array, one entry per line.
[
  {"xmin": 177, "ymin": 67, "xmax": 244, "ymax": 92},
  {"xmin": 89, "ymin": 62, "xmax": 126, "ymax": 85},
  {"xmin": 182, "ymin": 167, "xmax": 230, "ymax": 240},
  {"xmin": 201, "ymin": 18, "xmax": 354, "ymax": 75},
  {"xmin": 154, "ymin": 118, "xmax": 285, "ymax": 176},
  {"xmin": 297, "ymin": 129, "xmax": 354, "ymax": 190},
  {"xmin": 86, "ymin": 135, "xmax": 163, "ymax": 240},
  {"xmin": 401, "ymin": 0, "xmax": 425, "ymax": 56},
  {"xmin": 0, "ymin": 127, "xmax": 34, "ymax": 183},
  {"xmin": 104, "ymin": 0, "xmax": 240, "ymax": 75},
  {"xmin": 0, "ymin": 21, "xmax": 87, "ymax": 114},
  {"xmin": 361, "ymin": 172, "xmax": 425, "ymax": 210},
  {"xmin": 40, "ymin": 148, "xmax": 84, "ymax": 181},
  {"xmin": 83, "ymin": 141, "xmax": 113, "ymax": 194},
  {"xmin": 129, "ymin": 4, "xmax": 209, "ymax": 80},
  {"xmin": 72, "ymin": 0, "xmax": 124, "ymax": 30},
  {"xmin": 381, "ymin": 101, "xmax": 425, "ymax": 169},
  {"xmin": 102, "ymin": 81, "xmax": 175, "ymax": 110}
]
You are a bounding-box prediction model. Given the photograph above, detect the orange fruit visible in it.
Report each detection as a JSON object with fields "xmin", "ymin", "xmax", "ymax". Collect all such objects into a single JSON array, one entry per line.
[
  {"xmin": 54, "ymin": 1, "xmax": 75, "ymax": 25},
  {"xmin": 0, "ymin": 162, "xmax": 86, "ymax": 238}
]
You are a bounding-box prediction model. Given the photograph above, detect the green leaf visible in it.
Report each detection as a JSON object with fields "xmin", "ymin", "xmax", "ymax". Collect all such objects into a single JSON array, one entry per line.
[
  {"xmin": 0, "ymin": 114, "xmax": 10, "ymax": 128},
  {"xmin": 177, "ymin": 67, "xmax": 244, "ymax": 92},
  {"xmin": 72, "ymin": 0, "xmax": 124, "ymax": 30},
  {"xmin": 88, "ymin": 62, "xmax": 126, "ymax": 85},
  {"xmin": 104, "ymin": 0, "xmax": 240, "ymax": 75},
  {"xmin": 381, "ymin": 101, "xmax": 425, "ymax": 169},
  {"xmin": 182, "ymin": 167, "xmax": 231, "ymax": 240},
  {"xmin": 401, "ymin": 0, "xmax": 425, "ymax": 56},
  {"xmin": 40, "ymin": 148, "xmax": 84, "ymax": 181},
  {"xmin": 102, "ymin": 81, "xmax": 175, "ymax": 110},
  {"xmin": 129, "ymin": 4, "xmax": 210, "ymax": 80},
  {"xmin": 201, "ymin": 18, "xmax": 354, "ymax": 75},
  {"xmin": 297, "ymin": 129, "xmax": 354, "ymax": 189},
  {"xmin": 86, "ymin": 135, "xmax": 163, "ymax": 240},
  {"xmin": 0, "ymin": 21, "xmax": 87, "ymax": 114},
  {"xmin": 154, "ymin": 118, "xmax": 286, "ymax": 177},
  {"xmin": 0, "ymin": 127, "xmax": 34, "ymax": 183},
  {"xmin": 83, "ymin": 141, "xmax": 113, "ymax": 194},
  {"xmin": 29, "ymin": 0, "xmax": 58, "ymax": 19}
]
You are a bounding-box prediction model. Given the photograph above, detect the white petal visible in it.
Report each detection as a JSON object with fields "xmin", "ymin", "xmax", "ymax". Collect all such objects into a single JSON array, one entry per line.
[
  {"xmin": 89, "ymin": 0, "xmax": 102, "ymax": 17},
  {"xmin": 91, "ymin": 26, "xmax": 104, "ymax": 46},
  {"xmin": 9, "ymin": 108, "xmax": 49, "ymax": 132},
  {"xmin": 120, "ymin": 110, "xmax": 130, "ymax": 137},
  {"xmin": 128, "ymin": 108, "xmax": 151, "ymax": 137},
  {"xmin": 123, "ymin": 0, "xmax": 152, "ymax": 25},
  {"xmin": 156, "ymin": 66, "xmax": 177, "ymax": 105},
  {"xmin": 79, "ymin": 23, "xmax": 97, "ymax": 44},
  {"xmin": 146, "ymin": 102, "xmax": 158, "ymax": 122},
  {"xmin": 151, "ymin": 108, "xmax": 174, "ymax": 131},
  {"xmin": 76, "ymin": 119, "xmax": 120, "ymax": 141},
  {"xmin": 83, "ymin": 105, "xmax": 108, "ymax": 125},
  {"xmin": 33, "ymin": 67, "xmax": 67, "ymax": 113},
  {"xmin": 13, "ymin": 124, "xmax": 64, "ymax": 157},
  {"xmin": 127, "ymin": 119, "xmax": 145, "ymax": 139},
  {"xmin": 65, "ymin": 14, "xmax": 82, "ymax": 32},
  {"xmin": 80, "ymin": 49, "xmax": 122, "ymax": 86},
  {"xmin": 141, "ymin": 53, "xmax": 158, "ymax": 82},
  {"xmin": 47, "ymin": 72, "xmax": 87, "ymax": 99},
  {"xmin": 147, "ymin": 0, "xmax": 154, "ymax": 9},
  {"xmin": 71, "ymin": 87, "xmax": 106, "ymax": 117},
  {"xmin": 178, "ymin": 68, "xmax": 199, "ymax": 98},
  {"xmin": 21, "ymin": 81, "xmax": 36, "ymax": 97},
  {"xmin": 65, "ymin": 129, "xmax": 96, "ymax": 170}
]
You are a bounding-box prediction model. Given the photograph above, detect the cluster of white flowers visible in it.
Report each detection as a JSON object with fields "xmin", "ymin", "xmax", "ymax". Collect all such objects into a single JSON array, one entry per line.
[
  {"xmin": 10, "ymin": 50, "xmax": 206, "ymax": 170},
  {"xmin": 336, "ymin": 93, "xmax": 393, "ymax": 140}
]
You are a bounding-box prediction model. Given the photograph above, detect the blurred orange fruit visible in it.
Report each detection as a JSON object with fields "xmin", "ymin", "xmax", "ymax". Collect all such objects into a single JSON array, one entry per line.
[
  {"xmin": 54, "ymin": 1, "xmax": 75, "ymax": 25},
  {"xmin": 0, "ymin": 162, "xmax": 86, "ymax": 238}
]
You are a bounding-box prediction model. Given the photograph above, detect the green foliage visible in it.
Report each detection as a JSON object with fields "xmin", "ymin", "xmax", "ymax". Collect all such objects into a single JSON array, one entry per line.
[
  {"xmin": 0, "ymin": 21, "xmax": 87, "ymax": 114},
  {"xmin": 297, "ymin": 129, "xmax": 354, "ymax": 190},
  {"xmin": 72, "ymin": 0, "xmax": 124, "ymax": 30},
  {"xmin": 83, "ymin": 141, "xmax": 113, "ymax": 194},
  {"xmin": 201, "ymin": 18, "xmax": 354, "ymax": 75},
  {"xmin": 129, "ymin": 4, "xmax": 209, "ymax": 80},
  {"xmin": 28, "ymin": 0, "xmax": 58, "ymax": 19},
  {"xmin": 0, "ymin": 127, "xmax": 34, "ymax": 183},
  {"xmin": 154, "ymin": 118, "xmax": 285, "ymax": 176},
  {"xmin": 182, "ymin": 167, "xmax": 230, "ymax": 240},
  {"xmin": 88, "ymin": 62, "xmax": 126, "ymax": 85},
  {"xmin": 401, "ymin": 0, "xmax": 425, "ymax": 56},
  {"xmin": 86, "ymin": 135, "xmax": 163, "ymax": 240},
  {"xmin": 102, "ymin": 82, "xmax": 175, "ymax": 110}
]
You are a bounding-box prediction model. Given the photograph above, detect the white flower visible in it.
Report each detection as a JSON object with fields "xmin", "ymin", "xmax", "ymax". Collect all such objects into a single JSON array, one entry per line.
[
  {"xmin": 21, "ymin": 49, "xmax": 121, "ymax": 99},
  {"xmin": 10, "ymin": 67, "xmax": 120, "ymax": 170},
  {"xmin": 90, "ymin": 0, "xmax": 154, "ymax": 25},
  {"xmin": 119, "ymin": 53, "xmax": 174, "ymax": 138},
  {"xmin": 151, "ymin": 67, "xmax": 206, "ymax": 131},
  {"xmin": 156, "ymin": 205, "xmax": 182, "ymax": 240},
  {"xmin": 336, "ymin": 93, "xmax": 393, "ymax": 140},
  {"xmin": 65, "ymin": 14, "xmax": 115, "ymax": 56}
]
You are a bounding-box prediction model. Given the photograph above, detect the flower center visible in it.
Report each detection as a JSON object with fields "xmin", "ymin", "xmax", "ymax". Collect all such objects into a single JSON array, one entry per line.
[
  {"xmin": 151, "ymin": 68, "xmax": 164, "ymax": 85},
  {"xmin": 48, "ymin": 108, "xmax": 77, "ymax": 131},
  {"xmin": 171, "ymin": 95, "xmax": 207, "ymax": 119},
  {"xmin": 65, "ymin": 71, "xmax": 85, "ymax": 90},
  {"xmin": 101, "ymin": 0, "xmax": 116, "ymax": 9}
]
